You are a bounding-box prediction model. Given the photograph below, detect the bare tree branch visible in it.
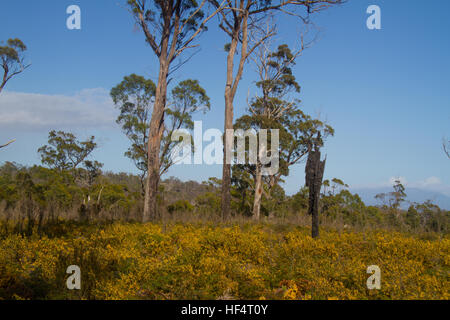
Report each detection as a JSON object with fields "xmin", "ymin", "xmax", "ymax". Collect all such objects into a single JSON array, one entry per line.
[
  {"xmin": 0, "ymin": 139, "xmax": 16, "ymax": 149},
  {"xmin": 0, "ymin": 39, "xmax": 31, "ymax": 94},
  {"xmin": 444, "ymin": 137, "xmax": 450, "ymax": 159},
  {"xmin": 173, "ymin": 0, "xmax": 227, "ymax": 60}
]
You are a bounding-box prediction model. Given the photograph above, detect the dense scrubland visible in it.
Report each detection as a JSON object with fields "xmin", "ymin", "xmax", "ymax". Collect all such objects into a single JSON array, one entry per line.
[
  {"xmin": 0, "ymin": 221, "xmax": 448, "ymax": 300},
  {"xmin": 1, "ymin": 161, "xmax": 448, "ymax": 237},
  {"xmin": 0, "ymin": 162, "xmax": 449, "ymax": 300}
]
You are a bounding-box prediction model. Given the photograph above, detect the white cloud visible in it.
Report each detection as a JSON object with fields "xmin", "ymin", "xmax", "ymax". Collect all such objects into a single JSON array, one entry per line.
[
  {"xmin": 408, "ymin": 176, "xmax": 450, "ymax": 196},
  {"xmin": 0, "ymin": 89, "xmax": 117, "ymax": 129},
  {"xmin": 352, "ymin": 176, "xmax": 450, "ymax": 197},
  {"xmin": 388, "ymin": 176, "xmax": 408, "ymax": 187},
  {"xmin": 419, "ymin": 176, "xmax": 442, "ymax": 187},
  {"xmin": 387, "ymin": 176, "xmax": 443, "ymax": 189}
]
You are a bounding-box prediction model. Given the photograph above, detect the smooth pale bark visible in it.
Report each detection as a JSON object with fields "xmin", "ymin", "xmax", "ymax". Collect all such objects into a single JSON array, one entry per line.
[
  {"xmin": 252, "ymin": 138, "xmax": 268, "ymax": 220},
  {"xmin": 252, "ymin": 164, "xmax": 263, "ymax": 220},
  {"xmin": 221, "ymin": 10, "xmax": 249, "ymax": 220},
  {"xmin": 138, "ymin": 1, "xmax": 222, "ymax": 221},
  {"xmin": 143, "ymin": 33, "xmax": 170, "ymax": 222},
  {"xmin": 221, "ymin": 83, "xmax": 234, "ymax": 220},
  {"xmin": 221, "ymin": 29, "xmax": 239, "ymax": 221}
]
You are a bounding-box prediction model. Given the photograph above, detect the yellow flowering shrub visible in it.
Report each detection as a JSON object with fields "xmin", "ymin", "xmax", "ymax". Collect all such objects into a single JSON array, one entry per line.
[{"xmin": 0, "ymin": 222, "xmax": 448, "ymax": 300}]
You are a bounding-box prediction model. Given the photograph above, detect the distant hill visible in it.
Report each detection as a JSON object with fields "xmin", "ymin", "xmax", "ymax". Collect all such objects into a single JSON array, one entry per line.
[{"xmin": 351, "ymin": 187, "xmax": 450, "ymax": 210}]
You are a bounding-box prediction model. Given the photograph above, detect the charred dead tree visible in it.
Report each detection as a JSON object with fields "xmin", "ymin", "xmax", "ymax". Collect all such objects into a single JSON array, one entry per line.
[{"xmin": 305, "ymin": 133, "xmax": 326, "ymax": 239}]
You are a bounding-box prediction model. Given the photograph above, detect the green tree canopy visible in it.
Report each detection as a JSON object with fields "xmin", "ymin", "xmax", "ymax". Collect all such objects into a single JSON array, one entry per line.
[
  {"xmin": 38, "ymin": 131, "xmax": 99, "ymax": 172},
  {"xmin": 111, "ymin": 75, "xmax": 210, "ymax": 193},
  {"xmin": 233, "ymin": 44, "xmax": 333, "ymax": 219},
  {"xmin": 0, "ymin": 38, "xmax": 30, "ymax": 93}
]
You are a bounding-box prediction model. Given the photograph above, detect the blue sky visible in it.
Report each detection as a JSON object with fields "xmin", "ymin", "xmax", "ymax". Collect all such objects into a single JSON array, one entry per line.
[{"xmin": 1, "ymin": 0, "xmax": 449, "ymax": 197}]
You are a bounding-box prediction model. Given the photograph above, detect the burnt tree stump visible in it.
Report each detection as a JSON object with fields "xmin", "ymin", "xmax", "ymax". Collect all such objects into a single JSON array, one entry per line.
[{"xmin": 305, "ymin": 146, "xmax": 326, "ymax": 239}]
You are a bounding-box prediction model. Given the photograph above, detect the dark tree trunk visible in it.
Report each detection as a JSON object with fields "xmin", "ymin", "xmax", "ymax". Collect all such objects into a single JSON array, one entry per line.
[{"xmin": 305, "ymin": 148, "xmax": 326, "ymax": 239}]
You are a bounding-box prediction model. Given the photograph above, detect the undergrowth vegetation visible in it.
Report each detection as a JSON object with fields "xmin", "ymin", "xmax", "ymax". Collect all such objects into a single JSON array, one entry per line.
[{"xmin": 0, "ymin": 221, "xmax": 448, "ymax": 300}]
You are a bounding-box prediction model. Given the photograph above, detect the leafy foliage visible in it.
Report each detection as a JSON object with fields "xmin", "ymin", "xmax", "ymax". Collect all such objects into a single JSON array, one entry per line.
[
  {"xmin": 0, "ymin": 222, "xmax": 448, "ymax": 300},
  {"xmin": 0, "ymin": 38, "xmax": 30, "ymax": 92},
  {"xmin": 37, "ymin": 131, "xmax": 98, "ymax": 172},
  {"xmin": 111, "ymin": 75, "xmax": 210, "ymax": 194},
  {"xmin": 232, "ymin": 44, "xmax": 333, "ymax": 217},
  {"xmin": 111, "ymin": 74, "xmax": 156, "ymax": 184},
  {"xmin": 126, "ymin": 0, "xmax": 210, "ymax": 62}
]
